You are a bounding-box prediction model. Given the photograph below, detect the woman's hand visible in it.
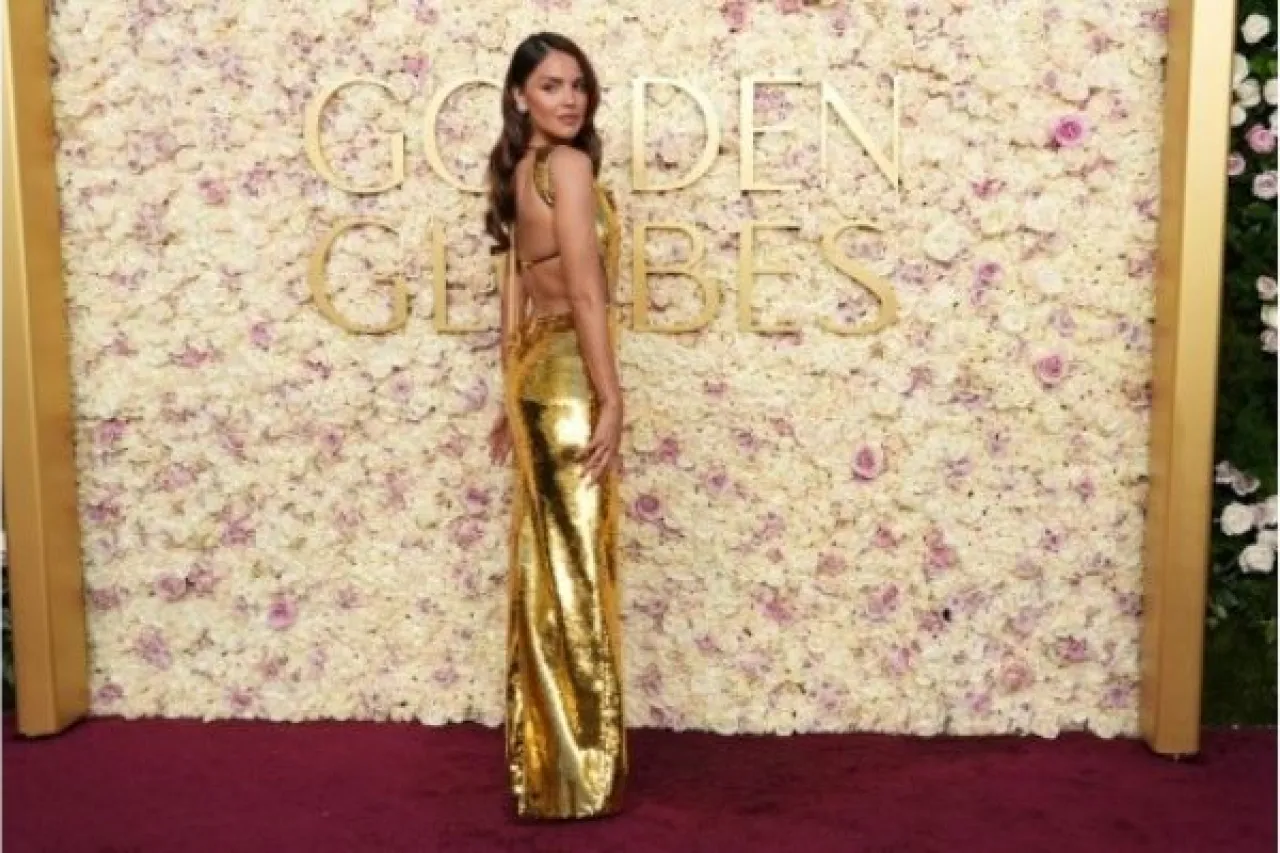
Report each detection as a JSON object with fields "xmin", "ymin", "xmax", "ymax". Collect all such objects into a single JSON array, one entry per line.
[
  {"xmin": 488, "ymin": 410, "xmax": 512, "ymax": 465},
  {"xmin": 582, "ymin": 399, "xmax": 622, "ymax": 484}
]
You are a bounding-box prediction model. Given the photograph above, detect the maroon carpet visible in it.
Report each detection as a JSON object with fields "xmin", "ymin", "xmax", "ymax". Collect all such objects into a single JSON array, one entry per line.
[{"xmin": 3, "ymin": 717, "xmax": 1275, "ymax": 853}]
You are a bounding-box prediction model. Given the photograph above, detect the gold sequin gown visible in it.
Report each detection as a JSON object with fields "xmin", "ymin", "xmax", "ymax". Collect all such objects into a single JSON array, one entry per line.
[{"xmin": 502, "ymin": 146, "xmax": 626, "ymax": 819}]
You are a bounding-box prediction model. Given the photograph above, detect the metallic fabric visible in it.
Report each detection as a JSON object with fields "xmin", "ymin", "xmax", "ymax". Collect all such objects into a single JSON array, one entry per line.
[
  {"xmin": 503, "ymin": 311, "xmax": 627, "ymax": 819},
  {"xmin": 502, "ymin": 170, "xmax": 626, "ymax": 819}
]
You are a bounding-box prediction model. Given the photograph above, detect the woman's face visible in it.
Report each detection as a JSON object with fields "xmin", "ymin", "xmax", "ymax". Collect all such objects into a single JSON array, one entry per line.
[{"xmin": 517, "ymin": 50, "xmax": 587, "ymax": 144}]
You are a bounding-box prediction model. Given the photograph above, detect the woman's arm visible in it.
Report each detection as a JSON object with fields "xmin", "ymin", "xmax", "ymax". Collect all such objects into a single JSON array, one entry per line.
[
  {"xmin": 548, "ymin": 147, "xmax": 622, "ymax": 407},
  {"xmin": 499, "ymin": 234, "xmax": 526, "ymax": 378},
  {"xmin": 489, "ymin": 239, "xmax": 522, "ymax": 465}
]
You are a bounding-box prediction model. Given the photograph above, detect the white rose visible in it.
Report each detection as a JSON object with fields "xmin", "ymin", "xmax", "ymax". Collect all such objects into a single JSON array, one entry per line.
[
  {"xmin": 1257, "ymin": 497, "xmax": 1278, "ymax": 529},
  {"xmin": 1026, "ymin": 261, "xmax": 1065, "ymax": 295},
  {"xmin": 922, "ymin": 217, "xmax": 971, "ymax": 263},
  {"xmin": 1232, "ymin": 103, "xmax": 1248, "ymax": 127},
  {"xmin": 1242, "ymin": 13, "xmax": 1271, "ymax": 45},
  {"xmin": 1238, "ymin": 543, "xmax": 1275, "ymax": 574},
  {"xmin": 1022, "ymin": 195, "xmax": 1061, "ymax": 234},
  {"xmin": 1058, "ymin": 74, "xmax": 1089, "ymax": 103},
  {"xmin": 978, "ymin": 198, "xmax": 1019, "ymax": 236},
  {"xmin": 870, "ymin": 392, "xmax": 901, "ymax": 418},
  {"xmin": 1220, "ymin": 502, "xmax": 1256, "ymax": 536},
  {"xmin": 1237, "ymin": 78, "xmax": 1262, "ymax": 108},
  {"xmin": 1267, "ymin": 79, "xmax": 1279, "ymax": 106},
  {"xmin": 1262, "ymin": 305, "xmax": 1277, "ymax": 328},
  {"xmin": 1260, "ymin": 530, "xmax": 1279, "ymax": 549},
  {"xmin": 998, "ymin": 311, "xmax": 1028, "ymax": 335}
]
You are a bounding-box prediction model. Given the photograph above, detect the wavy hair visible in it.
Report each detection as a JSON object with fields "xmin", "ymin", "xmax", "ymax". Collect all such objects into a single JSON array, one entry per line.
[{"xmin": 484, "ymin": 32, "xmax": 602, "ymax": 253}]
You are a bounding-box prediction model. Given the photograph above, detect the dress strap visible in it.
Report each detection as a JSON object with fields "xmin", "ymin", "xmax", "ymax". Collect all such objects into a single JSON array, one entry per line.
[
  {"xmin": 532, "ymin": 145, "xmax": 556, "ymax": 208},
  {"xmin": 518, "ymin": 250, "xmax": 560, "ymax": 271}
]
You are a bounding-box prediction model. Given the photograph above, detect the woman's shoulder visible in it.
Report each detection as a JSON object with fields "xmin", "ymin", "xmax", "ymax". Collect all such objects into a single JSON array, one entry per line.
[{"xmin": 536, "ymin": 145, "xmax": 596, "ymax": 206}]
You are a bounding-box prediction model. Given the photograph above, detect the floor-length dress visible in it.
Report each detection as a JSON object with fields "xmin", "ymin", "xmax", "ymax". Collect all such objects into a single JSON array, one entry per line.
[{"xmin": 503, "ymin": 145, "xmax": 627, "ymax": 819}]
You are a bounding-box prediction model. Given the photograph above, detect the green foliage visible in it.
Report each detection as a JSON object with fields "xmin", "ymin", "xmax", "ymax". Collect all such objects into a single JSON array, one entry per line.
[{"xmin": 1203, "ymin": 2, "xmax": 1278, "ymax": 725}]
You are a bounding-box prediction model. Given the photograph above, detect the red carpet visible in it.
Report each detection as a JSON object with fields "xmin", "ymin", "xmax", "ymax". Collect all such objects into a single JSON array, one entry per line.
[{"xmin": 3, "ymin": 717, "xmax": 1275, "ymax": 852}]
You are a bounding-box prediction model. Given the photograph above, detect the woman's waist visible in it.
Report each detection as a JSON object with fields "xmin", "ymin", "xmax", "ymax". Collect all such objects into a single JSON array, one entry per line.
[
  {"xmin": 520, "ymin": 306, "xmax": 618, "ymax": 337},
  {"xmin": 521, "ymin": 310, "xmax": 576, "ymax": 335}
]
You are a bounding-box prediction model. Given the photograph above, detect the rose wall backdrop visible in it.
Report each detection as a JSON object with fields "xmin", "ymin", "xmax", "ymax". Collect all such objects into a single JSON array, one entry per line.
[{"xmin": 43, "ymin": 0, "xmax": 1173, "ymax": 736}]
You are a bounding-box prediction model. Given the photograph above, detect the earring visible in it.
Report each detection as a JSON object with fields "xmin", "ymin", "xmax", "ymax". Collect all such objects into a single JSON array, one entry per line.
[{"xmin": 517, "ymin": 102, "xmax": 527, "ymax": 114}]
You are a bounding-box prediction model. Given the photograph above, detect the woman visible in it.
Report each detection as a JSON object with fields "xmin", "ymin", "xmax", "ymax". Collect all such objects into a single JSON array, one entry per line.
[{"xmin": 483, "ymin": 33, "xmax": 627, "ymax": 820}]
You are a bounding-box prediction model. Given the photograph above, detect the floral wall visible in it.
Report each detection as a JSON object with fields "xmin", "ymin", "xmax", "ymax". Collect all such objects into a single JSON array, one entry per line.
[{"xmin": 50, "ymin": 0, "xmax": 1170, "ymax": 736}]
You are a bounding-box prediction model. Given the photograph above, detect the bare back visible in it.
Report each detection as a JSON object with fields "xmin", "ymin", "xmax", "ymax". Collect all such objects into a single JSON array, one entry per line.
[
  {"xmin": 513, "ymin": 151, "xmax": 572, "ymax": 317},
  {"xmin": 512, "ymin": 145, "xmax": 615, "ymax": 319}
]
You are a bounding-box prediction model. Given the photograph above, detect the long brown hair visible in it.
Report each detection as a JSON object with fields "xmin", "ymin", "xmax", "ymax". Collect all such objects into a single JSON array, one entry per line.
[{"xmin": 484, "ymin": 33, "xmax": 603, "ymax": 253}]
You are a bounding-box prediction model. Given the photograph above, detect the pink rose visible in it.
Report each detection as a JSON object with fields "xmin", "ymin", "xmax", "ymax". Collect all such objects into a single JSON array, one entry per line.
[
  {"xmin": 999, "ymin": 660, "xmax": 1034, "ymax": 693},
  {"xmin": 864, "ymin": 583, "xmax": 901, "ymax": 621},
  {"xmin": 1055, "ymin": 636, "xmax": 1090, "ymax": 664},
  {"xmin": 720, "ymin": 0, "xmax": 750, "ymax": 31},
  {"xmin": 1034, "ymin": 353, "xmax": 1067, "ymax": 387},
  {"xmin": 95, "ymin": 683, "xmax": 124, "ymax": 704},
  {"xmin": 816, "ymin": 552, "xmax": 847, "ymax": 576},
  {"xmin": 924, "ymin": 542, "xmax": 958, "ymax": 577},
  {"xmin": 401, "ymin": 55, "xmax": 430, "ymax": 78},
  {"xmin": 1228, "ymin": 152, "xmax": 1247, "ymax": 176},
  {"xmin": 703, "ymin": 467, "xmax": 731, "ymax": 495},
  {"xmin": 1246, "ymin": 124, "xmax": 1277, "ymax": 154},
  {"xmin": 187, "ymin": 563, "xmax": 219, "ymax": 596},
  {"xmin": 776, "ymin": 0, "xmax": 803, "ymax": 12},
  {"xmin": 227, "ymin": 688, "xmax": 256, "ymax": 714},
  {"xmin": 89, "ymin": 587, "xmax": 122, "ymax": 611},
  {"xmin": 266, "ymin": 594, "xmax": 298, "ymax": 630},
  {"xmin": 153, "ymin": 573, "xmax": 188, "ymax": 602},
  {"xmin": 220, "ymin": 514, "xmax": 254, "ymax": 546},
  {"xmin": 197, "ymin": 177, "xmax": 229, "ymax": 205},
  {"xmin": 249, "ymin": 321, "xmax": 274, "ymax": 349},
  {"xmin": 974, "ymin": 260, "xmax": 1004, "ymax": 286},
  {"xmin": 93, "ymin": 418, "xmax": 127, "ymax": 447},
  {"xmin": 1051, "ymin": 114, "xmax": 1089, "ymax": 148},
  {"xmin": 134, "ymin": 628, "xmax": 172, "ymax": 669},
  {"xmin": 631, "ymin": 493, "xmax": 663, "ymax": 524},
  {"xmin": 851, "ymin": 443, "xmax": 885, "ymax": 480},
  {"xmin": 872, "ymin": 524, "xmax": 899, "ymax": 548},
  {"xmin": 317, "ymin": 425, "xmax": 344, "ymax": 458},
  {"xmin": 450, "ymin": 518, "xmax": 483, "ymax": 548},
  {"xmin": 463, "ymin": 486, "xmax": 491, "ymax": 516}
]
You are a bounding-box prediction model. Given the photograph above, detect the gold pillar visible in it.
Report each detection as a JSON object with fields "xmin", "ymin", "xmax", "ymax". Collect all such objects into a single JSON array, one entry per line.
[
  {"xmin": 3, "ymin": 0, "xmax": 90, "ymax": 735},
  {"xmin": 1139, "ymin": 0, "xmax": 1237, "ymax": 757}
]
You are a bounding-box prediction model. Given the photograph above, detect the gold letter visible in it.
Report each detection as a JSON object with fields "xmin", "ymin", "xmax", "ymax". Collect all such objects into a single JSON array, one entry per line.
[
  {"xmin": 818, "ymin": 220, "xmax": 899, "ymax": 335},
  {"xmin": 423, "ymin": 77, "xmax": 499, "ymax": 194},
  {"xmin": 431, "ymin": 222, "xmax": 488, "ymax": 332},
  {"xmin": 740, "ymin": 77, "xmax": 804, "ymax": 192},
  {"xmin": 820, "ymin": 78, "xmax": 900, "ymax": 191},
  {"xmin": 631, "ymin": 78, "xmax": 722, "ymax": 191},
  {"xmin": 308, "ymin": 218, "xmax": 409, "ymax": 334},
  {"xmin": 303, "ymin": 77, "xmax": 406, "ymax": 194},
  {"xmin": 632, "ymin": 223, "xmax": 721, "ymax": 333},
  {"xmin": 738, "ymin": 221, "xmax": 801, "ymax": 333}
]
